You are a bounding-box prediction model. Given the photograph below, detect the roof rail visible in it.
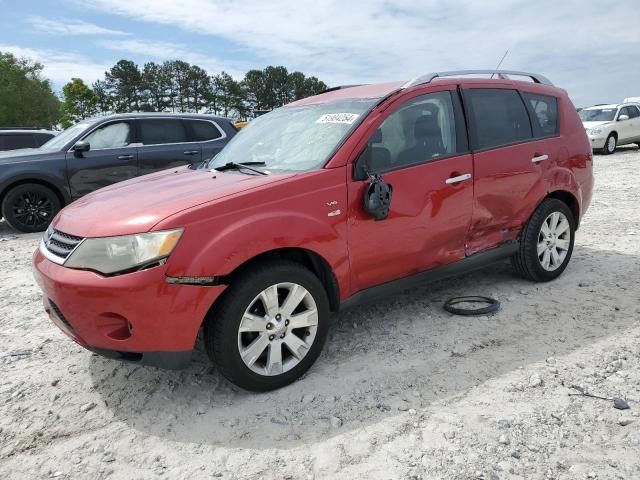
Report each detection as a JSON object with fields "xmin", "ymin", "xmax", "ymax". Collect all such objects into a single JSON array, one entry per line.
[
  {"xmin": 402, "ymin": 70, "xmax": 553, "ymax": 88},
  {"xmin": 320, "ymin": 84, "xmax": 365, "ymax": 94}
]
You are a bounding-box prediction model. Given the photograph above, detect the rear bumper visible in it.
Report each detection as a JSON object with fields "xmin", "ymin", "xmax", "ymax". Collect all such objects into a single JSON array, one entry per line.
[{"xmin": 33, "ymin": 249, "xmax": 226, "ymax": 367}]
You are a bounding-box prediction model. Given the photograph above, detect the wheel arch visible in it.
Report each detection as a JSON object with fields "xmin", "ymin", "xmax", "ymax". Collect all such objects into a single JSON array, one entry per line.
[
  {"xmin": 544, "ymin": 190, "xmax": 580, "ymax": 228},
  {"xmin": 217, "ymin": 247, "xmax": 341, "ymax": 313},
  {"xmin": 0, "ymin": 177, "xmax": 68, "ymax": 212}
]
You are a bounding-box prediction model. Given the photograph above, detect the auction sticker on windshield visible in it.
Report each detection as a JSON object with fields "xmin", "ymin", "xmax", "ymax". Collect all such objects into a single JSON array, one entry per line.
[{"xmin": 316, "ymin": 113, "xmax": 360, "ymax": 124}]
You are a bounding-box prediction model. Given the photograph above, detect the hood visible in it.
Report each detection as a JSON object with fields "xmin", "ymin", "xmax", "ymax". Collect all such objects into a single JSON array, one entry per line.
[
  {"xmin": 53, "ymin": 167, "xmax": 295, "ymax": 237},
  {"xmin": 582, "ymin": 121, "xmax": 612, "ymax": 130},
  {"xmin": 0, "ymin": 148, "xmax": 57, "ymax": 164}
]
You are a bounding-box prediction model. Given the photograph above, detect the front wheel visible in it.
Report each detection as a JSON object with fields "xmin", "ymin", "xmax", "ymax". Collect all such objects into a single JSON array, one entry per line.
[
  {"xmin": 602, "ymin": 134, "xmax": 617, "ymax": 155},
  {"xmin": 1, "ymin": 183, "xmax": 61, "ymax": 233},
  {"xmin": 511, "ymin": 199, "xmax": 576, "ymax": 282},
  {"xmin": 204, "ymin": 260, "xmax": 330, "ymax": 391}
]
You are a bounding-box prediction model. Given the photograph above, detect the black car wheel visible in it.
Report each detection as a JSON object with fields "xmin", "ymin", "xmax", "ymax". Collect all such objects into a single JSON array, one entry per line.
[{"xmin": 1, "ymin": 183, "xmax": 61, "ymax": 233}]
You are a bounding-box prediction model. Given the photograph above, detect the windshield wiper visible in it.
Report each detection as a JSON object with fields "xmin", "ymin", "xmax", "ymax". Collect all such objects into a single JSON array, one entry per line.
[{"xmin": 214, "ymin": 161, "xmax": 268, "ymax": 175}]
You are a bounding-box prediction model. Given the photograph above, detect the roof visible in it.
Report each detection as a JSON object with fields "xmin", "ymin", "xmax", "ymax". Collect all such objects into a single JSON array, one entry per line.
[
  {"xmin": 0, "ymin": 129, "xmax": 56, "ymax": 134},
  {"xmin": 583, "ymin": 103, "xmax": 640, "ymax": 110},
  {"xmin": 83, "ymin": 112, "xmax": 232, "ymax": 123}
]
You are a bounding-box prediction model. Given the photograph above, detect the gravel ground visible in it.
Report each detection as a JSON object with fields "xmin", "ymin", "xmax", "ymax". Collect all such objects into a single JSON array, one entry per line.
[{"xmin": 1, "ymin": 147, "xmax": 639, "ymax": 479}]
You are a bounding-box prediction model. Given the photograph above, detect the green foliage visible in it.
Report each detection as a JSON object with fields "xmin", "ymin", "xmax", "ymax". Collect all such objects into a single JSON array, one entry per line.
[
  {"xmin": 0, "ymin": 52, "xmax": 60, "ymax": 128},
  {"xmin": 60, "ymin": 78, "xmax": 98, "ymax": 128}
]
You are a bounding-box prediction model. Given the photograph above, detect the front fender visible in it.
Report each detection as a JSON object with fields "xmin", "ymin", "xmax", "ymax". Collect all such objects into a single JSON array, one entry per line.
[
  {"xmin": 158, "ymin": 168, "xmax": 350, "ymax": 295},
  {"xmin": 0, "ymin": 163, "xmax": 71, "ymax": 204}
]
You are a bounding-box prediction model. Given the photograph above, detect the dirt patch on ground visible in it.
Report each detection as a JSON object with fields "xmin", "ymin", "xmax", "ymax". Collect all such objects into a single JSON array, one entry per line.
[{"xmin": 1, "ymin": 148, "xmax": 639, "ymax": 479}]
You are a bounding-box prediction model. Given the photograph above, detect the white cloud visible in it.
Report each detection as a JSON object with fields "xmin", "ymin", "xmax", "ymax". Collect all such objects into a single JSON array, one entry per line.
[
  {"xmin": 0, "ymin": 44, "xmax": 109, "ymax": 87},
  {"xmin": 77, "ymin": 0, "xmax": 640, "ymax": 106},
  {"xmin": 28, "ymin": 16, "xmax": 130, "ymax": 36}
]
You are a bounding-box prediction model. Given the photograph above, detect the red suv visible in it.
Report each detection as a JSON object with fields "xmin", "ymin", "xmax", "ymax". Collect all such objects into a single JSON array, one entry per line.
[{"xmin": 33, "ymin": 70, "xmax": 593, "ymax": 391}]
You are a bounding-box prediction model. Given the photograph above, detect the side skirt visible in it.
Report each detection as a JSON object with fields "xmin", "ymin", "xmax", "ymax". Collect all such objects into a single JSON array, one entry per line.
[{"xmin": 339, "ymin": 241, "xmax": 519, "ymax": 311}]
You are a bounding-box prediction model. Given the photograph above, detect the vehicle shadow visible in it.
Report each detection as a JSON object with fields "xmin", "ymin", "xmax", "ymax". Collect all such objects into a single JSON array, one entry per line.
[{"xmin": 88, "ymin": 244, "xmax": 639, "ymax": 449}]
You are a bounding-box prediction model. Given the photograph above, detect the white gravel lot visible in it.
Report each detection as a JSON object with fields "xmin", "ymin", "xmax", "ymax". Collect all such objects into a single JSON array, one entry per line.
[{"xmin": 1, "ymin": 147, "xmax": 639, "ymax": 480}]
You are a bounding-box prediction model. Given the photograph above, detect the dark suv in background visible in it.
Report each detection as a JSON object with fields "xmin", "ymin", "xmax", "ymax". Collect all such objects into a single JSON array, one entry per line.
[
  {"xmin": 0, "ymin": 113, "xmax": 236, "ymax": 232},
  {"xmin": 0, "ymin": 129, "xmax": 57, "ymax": 151}
]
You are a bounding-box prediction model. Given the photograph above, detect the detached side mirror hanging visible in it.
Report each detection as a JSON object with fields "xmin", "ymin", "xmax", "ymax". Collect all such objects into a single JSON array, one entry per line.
[{"xmin": 363, "ymin": 173, "xmax": 392, "ymax": 221}]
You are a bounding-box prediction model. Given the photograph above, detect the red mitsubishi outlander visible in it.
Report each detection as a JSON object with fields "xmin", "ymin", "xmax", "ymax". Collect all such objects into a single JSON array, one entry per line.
[{"xmin": 33, "ymin": 70, "xmax": 593, "ymax": 391}]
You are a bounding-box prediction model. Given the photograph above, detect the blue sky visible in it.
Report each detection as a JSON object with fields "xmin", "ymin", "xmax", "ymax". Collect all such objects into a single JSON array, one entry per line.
[{"xmin": 1, "ymin": 0, "xmax": 639, "ymax": 107}]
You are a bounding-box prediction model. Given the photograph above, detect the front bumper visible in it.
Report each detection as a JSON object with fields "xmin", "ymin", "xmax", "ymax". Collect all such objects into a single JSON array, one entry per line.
[
  {"xmin": 32, "ymin": 249, "xmax": 226, "ymax": 368},
  {"xmin": 587, "ymin": 134, "xmax": 607, "ymax": 149}
]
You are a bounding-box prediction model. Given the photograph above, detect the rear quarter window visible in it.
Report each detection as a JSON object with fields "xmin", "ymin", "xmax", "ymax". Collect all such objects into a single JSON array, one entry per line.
[
  {"xmin": 522, "ymin": 92, "xmax": 559, "ymax": 137},
  {"xmin": 188, "ymin": 120, "xmax": 222, "ymax": 141},
  {"xmin": 2, "ymin": 134, "xmax": 35, "ymax": 150},
  {"xmin": 466, "ymin": 89, "xmax": 533, "ymax": 150}
]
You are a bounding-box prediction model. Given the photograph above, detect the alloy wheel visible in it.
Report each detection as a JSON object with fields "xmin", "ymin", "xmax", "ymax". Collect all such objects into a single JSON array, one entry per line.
[
  {"xmin": 11, "ymin": 191, "xmax": 54, "ymax": 229},
  {"xmin": 537, "ymin": 211, "xmax": 571, "ymax": 271},
  {"xmin": 237, "ymin": 282, "xmax": 318, "ymax": 376}
]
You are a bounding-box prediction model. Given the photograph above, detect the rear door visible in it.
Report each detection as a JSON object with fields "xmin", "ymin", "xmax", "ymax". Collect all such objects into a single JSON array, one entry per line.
[
  {"xmin": 137, "ymin": 118, "xmax": 201, "ymax": 175},
  {"xmin": 185, "ymin": 118, "xmax": 227, "ymax": 162},
  {"xmin": 463, "ymin": 87, "xmax": 561, "ymax": 255},
  {"xmin": 65, "ymin": 119, "xmax": 138, "ymax": 198}
]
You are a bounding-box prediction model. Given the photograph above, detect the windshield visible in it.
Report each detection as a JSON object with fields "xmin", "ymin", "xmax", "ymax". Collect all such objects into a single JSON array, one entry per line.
[
  {"xmin": 579, "ymin": 108, "xmax": 617, "ymax": 122},
  {"xmin": 208, "ymin": 99, "xmax": 377, "ymax": 172},
  {"xmin": 40, "ymin": 122, "xmax": 91, "ymax": 150}
]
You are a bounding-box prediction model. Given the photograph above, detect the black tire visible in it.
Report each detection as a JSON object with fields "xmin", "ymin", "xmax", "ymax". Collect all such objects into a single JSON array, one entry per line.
[
  {"xmin": 602, "ymin": 133, "xmax": 617, "ymax": 155},
  {"xmin": 204, "ymin": 260, "xmax": 330, "ymax": 391},
  {"xmin": 511, "ymin": 198, "xmax": 576, "ymax": 282},
  {"xmin": 1, "ymin": 183, "xmax": 61, "ymax": 233}
]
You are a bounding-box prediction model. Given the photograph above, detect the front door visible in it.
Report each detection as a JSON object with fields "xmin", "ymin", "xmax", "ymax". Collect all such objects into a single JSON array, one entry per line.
[
  {"xmin": 347, "ymin": 89, "xmax": 473, "ymax": 292},
  {"xmin": 137, "ymin": 118, "xmax": 202, "ymax": 175},
  {"xmin": 65, "ymin": 120, "xmax": 138, "ymax": 198}
]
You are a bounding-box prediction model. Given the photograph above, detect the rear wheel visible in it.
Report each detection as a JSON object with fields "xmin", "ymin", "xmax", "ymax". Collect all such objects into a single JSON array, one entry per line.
[
  {"xmin": 511, "ymin": 198, "xmax": 576, "ymax": 282},
  {"xmin": 204, "ymin": 260, "xmax": 330, "ymax": 391},
  {"xmin": 603, "ymin": 134, "xmax": 617, "ymax": 155},
  {"xmin": 1, "ymin": 183, "xmax": 61, "ymax": 233}
]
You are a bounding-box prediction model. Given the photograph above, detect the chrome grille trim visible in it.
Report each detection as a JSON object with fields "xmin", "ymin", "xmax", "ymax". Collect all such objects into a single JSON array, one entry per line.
[{"xmin": 41, "ymin": 226, "xmax": 85, "ymax": 264}]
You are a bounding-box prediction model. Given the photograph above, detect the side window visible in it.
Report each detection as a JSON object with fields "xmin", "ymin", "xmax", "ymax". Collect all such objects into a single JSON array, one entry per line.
[
  {"xmin": 361, "ymin": 91, "xmax": 458, "ymax": 174},
  {"xmin": 627, "ymin": 106, "xmax": 640, "ymax": 119},
  {"xmin": 189, "ymin": 120, "xmax": 222, "ymax": 141},
  {"xmin": 139, "ymin": 119, "xmax": 188, "ymax": 145},
  {"xmin": 522, "ymin": 92, "xmax": 559, "ymax": 137},
  {"xmin": 83, "ymin": 122, "xmax": 131, "ymax": 150},
  {"xmin": 4, "ymin": 134, "xmax": 35, "ymax": 150},
  {"xmin": 467, "ymin": 89, "xmax": 533, "ymax": 149}
]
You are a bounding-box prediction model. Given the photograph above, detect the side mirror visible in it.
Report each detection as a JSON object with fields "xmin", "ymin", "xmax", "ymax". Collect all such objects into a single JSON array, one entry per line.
[
  {"xmin": 618, "ymin": 114, "xmax": 629, "ymax": 122},
  {"xmin": 72, "ymin": 140, "xmax": 90, "ymax": 155},
  {"xmin": 363, "ymin": 173, "xmax": 392, "ymax": 221}
]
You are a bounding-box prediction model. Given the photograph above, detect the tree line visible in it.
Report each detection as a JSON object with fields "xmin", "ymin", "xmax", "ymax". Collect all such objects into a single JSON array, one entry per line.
[
  {"xmin": 0, "ymin": 51, "xmax": 328, "ymax": 129},
  {"xmin": 63, "ymin": 60, "xmax": 327, "ymax": 127}
]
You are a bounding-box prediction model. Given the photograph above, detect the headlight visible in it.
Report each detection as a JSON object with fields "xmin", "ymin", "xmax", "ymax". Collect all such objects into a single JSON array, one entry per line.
[
  {"xmin": 589, "ymin": 128, "xmax": 603, "ymax": 135},
  {"xmin": 65, "ymin": 229, "xmax": 183, "ymax": 275}
]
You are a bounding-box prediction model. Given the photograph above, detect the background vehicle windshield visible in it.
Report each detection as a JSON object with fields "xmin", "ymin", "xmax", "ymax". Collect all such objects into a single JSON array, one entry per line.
[
  {"xmin": 40, "ymin": 122, "xmax": 91, "ymax": 150},
  {"xmin": 208, "ymin": 99, "xmax": 376, "ymax": 172},
  {"xmin": 579, "ymin": 108, "xmax": 616, "ymax": 122}
]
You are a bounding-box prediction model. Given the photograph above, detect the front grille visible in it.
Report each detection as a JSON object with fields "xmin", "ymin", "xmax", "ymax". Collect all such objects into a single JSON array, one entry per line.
[
  {"xmin": 43, "ymin": 227, "xmax": 84, "ymax": 260},
  {"xmin": 48, "ymin": 299, "xmax": 74, "ymax": 332}
]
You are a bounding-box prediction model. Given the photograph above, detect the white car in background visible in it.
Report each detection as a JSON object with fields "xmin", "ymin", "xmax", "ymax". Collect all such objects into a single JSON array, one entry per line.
[{"xmin": 580, "ymin": 103, "xmax": 640, "ymax": 154}]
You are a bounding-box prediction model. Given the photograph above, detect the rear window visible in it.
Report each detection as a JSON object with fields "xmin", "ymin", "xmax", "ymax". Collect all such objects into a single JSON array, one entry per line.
[
  {"xmin": 1, "ymin": 134, "xmax": 35, "ymax": 150},
  {"xmin": 467, "ymin": 89, "xmax": 533, "ymax": 150},
  {"xmin": 522, "ymin": 92, "xmax": 559, "ymax": 137},
  {"xmin": 189, "ymin": 120, "xmax": 222, "ymax": 141},
  {"xmin": 139, "ymin": 119, "xmax": 188, "ymax": 145}
]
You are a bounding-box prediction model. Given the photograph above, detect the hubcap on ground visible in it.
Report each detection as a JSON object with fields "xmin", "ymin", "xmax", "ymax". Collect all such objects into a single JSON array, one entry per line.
[
  {"xmin": 537, "ymin": 211, "xmax": 571, "ymax": 271},
  {"xmin": 11, "ymin": 191, "xmax": 53, "ymax": 228},
  {"xmin": 237, "ymin": 282, "xmax": 318, "ymax": 376}
]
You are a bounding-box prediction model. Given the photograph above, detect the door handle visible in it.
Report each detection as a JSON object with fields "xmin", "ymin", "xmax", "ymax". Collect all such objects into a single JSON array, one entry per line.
[
  {"xmin": 118, "ymin": 154, "xmax": 134, "ymax": 160},
  {"xmin": 183, "ymin": 150, "xmax": 199, "ymax": 155},
  {"xmin": 445, "ymin": 173, "xmax": 472, "ymax": 184},
  {"xmin": 532, "ymin": 154, "xmax": 549, "ymax": 163}
]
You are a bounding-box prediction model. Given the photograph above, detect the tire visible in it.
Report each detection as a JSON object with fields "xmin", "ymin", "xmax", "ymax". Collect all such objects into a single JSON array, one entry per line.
[
  {"xmin": 511, "ymin": 198, "xmax": 576, "ymax": 282},
  {"xmin": 1, "ymin": 183, "xmax": 61, "ymax": 233},
  {"xmin": 602, "ymin": 133, "xmax": 617, "ymax": 155},
  {"xmin": 204, "ymin": 260, "xmax": 330, "ymax": 391}
]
